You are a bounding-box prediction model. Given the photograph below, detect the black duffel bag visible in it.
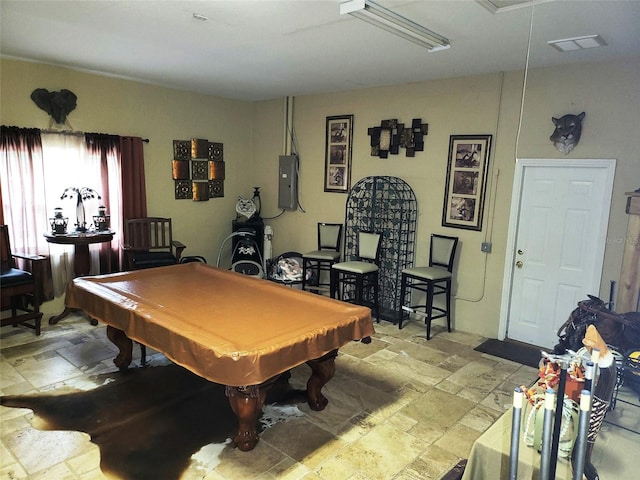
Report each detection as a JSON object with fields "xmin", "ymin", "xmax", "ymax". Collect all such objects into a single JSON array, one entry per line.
[{"xmin": 554, "ymin": 295, "xmax": 626, "ymax": 354}]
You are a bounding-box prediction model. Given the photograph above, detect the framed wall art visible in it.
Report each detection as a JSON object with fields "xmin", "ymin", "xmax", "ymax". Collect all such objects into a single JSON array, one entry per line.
[
  {"xmin": 442, "ymin": 134, "xmax": 492, "ymax": 231},
  {"xmin": 324, "ymin": 114, "xmax": 353, "ymax": 193}
]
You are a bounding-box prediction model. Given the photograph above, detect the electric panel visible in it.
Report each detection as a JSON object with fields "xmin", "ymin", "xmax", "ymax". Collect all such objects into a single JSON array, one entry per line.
[{"xmin": 278, "ymin": 155, "xmax": 298, "ymax": 210}]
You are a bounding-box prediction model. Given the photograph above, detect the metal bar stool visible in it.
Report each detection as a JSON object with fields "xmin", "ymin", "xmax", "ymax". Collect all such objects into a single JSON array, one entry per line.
[
  {"xmin": 399, "ymin": 234, "xmax": 458, "ymax": 339},
  {"xmin": 302, "ymin": 223, "xmax": 343, "ymax": 294},
  {"xmin": 330, "ymin": 230, "xmax": 382, "ymax": 321}
]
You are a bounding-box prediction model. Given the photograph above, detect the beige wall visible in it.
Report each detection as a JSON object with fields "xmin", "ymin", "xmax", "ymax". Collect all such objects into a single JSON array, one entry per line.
[
  {"xmin": 1, "ymin": 58, "xmax": 253, "ymax": 269},
  {"xmin": 251, "ymin": 57, "xmax": 640, "ymax": 337},
  {"xmin": 2, "ymin": 56, "xmax": 638, "ymax": 337}
]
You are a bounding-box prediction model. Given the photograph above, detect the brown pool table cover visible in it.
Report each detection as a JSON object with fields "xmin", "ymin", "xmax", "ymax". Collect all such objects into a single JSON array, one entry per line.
[{"xmin": 65, "ymin": 262, "xmax": 374, "ymax": 386}]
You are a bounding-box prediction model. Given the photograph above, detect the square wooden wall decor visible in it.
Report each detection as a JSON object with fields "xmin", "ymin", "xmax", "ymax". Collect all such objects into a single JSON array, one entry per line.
[{"xmin": 172, "ymin": 138, "xmax": 225, "ymax": 201}]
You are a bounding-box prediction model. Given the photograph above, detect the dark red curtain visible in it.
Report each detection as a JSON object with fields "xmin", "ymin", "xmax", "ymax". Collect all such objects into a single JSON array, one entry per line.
[
  {"xmin": 0, "ymin": 127, "xmax": 43, "ymax": 228},
  {"xmin": 0, "ymin": 178, "xmax": 3, "ymax": 226},
  {"xmin": 85, "ymin": 133, "xmax": 121, "ymax": 272},
  {"xmin": 120, "ymin": 137, "xmax": 147, "ymax": 219},
  {"xmin": 85, "ymin": 133, "xmax": 120, "ymax": 207},
  {"xmin": 120, "ymin": 137, "xmax": 147, "ymax": 270},
  {"xmin": 0, "ymin": 126, "xmax": 53, "ymax": 300}
]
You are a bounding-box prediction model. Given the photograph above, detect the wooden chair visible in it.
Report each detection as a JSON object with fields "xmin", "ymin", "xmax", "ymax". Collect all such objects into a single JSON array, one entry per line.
[
  {"xmin": 123, "ymin": 217, "xmax": 186, "ymax": 270},
  {"xmin": 122, "ymin": 218, "xmax": 186, "ymax": 365},
  {"xmin": 302, "ymin": 223, "xmax": 343, "ymax": 294},
  {"xmin": 330, "ymin": 231, "xmax": 382, "ymax": 321},
  {"xmin": 398, "ymin": 234, "xmax": 459, "ymax": 340},
  {"xmin": 1, "ymin": 225, "xmax": 46, "ymax": 335}
]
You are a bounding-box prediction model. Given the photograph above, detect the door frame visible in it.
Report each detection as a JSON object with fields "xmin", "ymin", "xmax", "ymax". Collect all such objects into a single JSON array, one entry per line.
[{"xmin": 498, "ymin": 158, "xmax": 616, "ymax": 342}]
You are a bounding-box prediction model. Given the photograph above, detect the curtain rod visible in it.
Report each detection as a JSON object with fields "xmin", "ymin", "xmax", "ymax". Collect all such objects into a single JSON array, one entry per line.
[{"xmin": 40, "ymin": 129, "xmax": 149, "ymax": 143}]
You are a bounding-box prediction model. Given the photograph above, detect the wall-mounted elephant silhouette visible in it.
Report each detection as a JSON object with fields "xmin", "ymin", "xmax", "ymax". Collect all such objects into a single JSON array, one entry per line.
[{"xmin": 30, "ymin": 88, "xmax": 77, "ymax": 125}]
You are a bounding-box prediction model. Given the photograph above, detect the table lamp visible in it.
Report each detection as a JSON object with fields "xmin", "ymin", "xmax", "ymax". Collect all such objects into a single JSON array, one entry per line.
[
  {"xmin": 93, "ymin": 205, "xmax": 110, "ymax": 231},
  {"xmin": 50, "ymin": 207, "xmax": 68, "ymax": 234}
]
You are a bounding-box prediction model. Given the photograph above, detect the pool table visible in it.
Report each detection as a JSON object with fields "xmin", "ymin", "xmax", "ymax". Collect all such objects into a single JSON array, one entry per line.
[{"xmin": 65, "ymin": 262, "xmax": 374, "ymax": 451}]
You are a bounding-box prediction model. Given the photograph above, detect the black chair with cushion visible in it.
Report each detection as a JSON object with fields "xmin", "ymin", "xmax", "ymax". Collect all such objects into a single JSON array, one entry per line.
[
  {"xmin": 1, "ymin": 225, "xmax": 46, "ymax": 336},
  {"xmin": 330, "ymin": 230, "xmax": 382, "ymax": 321},
  {"xmin": 123, "ymin": 217, "xmax": 186, "ymax": 270},
  {"xmin": 302, "ymin": 223, "xmax": 343, "ymax": 294},
  {"xmin": 398, "ymin": 234, "xmax": 458, "ymax": 340}
]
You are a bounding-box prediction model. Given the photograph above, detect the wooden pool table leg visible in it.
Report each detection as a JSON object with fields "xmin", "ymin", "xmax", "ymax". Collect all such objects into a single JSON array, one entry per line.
[
  {"xmin": 226, "ymin": 383, "xmax": 272, "ymax": 451},
  {"xmin": 225, "ymin": 349, "xmax": 339, "ymax": 451},
  {"xmin": 106, "ymin": 325, "xmax": 133, "ymax": 369},
  {"xmin": 305, "ymin": 349, "xmax": 338, "ymax": 411}
]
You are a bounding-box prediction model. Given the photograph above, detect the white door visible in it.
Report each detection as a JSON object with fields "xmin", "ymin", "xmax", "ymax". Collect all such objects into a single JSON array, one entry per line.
[{"xmin": 500, "ymin": 159, "xmax": 616, "ymax": 348}]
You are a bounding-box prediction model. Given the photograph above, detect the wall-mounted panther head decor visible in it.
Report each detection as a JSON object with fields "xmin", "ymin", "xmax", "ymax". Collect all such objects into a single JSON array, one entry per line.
[
  {"xmin": 550, "ymin": 111, "xmax": 585, "ymax": 155},
  {"xmin": 30, "ymin": 88, "xmax": 78, "ymax": 125}
]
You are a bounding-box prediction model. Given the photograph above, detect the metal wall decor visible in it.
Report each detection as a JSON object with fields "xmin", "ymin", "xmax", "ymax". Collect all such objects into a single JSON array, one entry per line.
[
  {"xmin": 172, "ymin": 138, "xmax": 225, "ymax": 201},
  {"xmin": 368, "ymin": 118, "xmax": 428, "ymax": 158},
  {"xmin": 344, "ymin": 176, "xmax": 417, "ymax": 323},
  {"xmin": 402, "ymin": 119, "xmax": 429, "ymax": 157}
]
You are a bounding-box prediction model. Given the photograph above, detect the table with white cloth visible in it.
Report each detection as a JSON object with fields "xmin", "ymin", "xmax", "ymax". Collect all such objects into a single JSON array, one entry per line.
[{"xmin": 462, "ymin": 405, "xmax": 572, "ymax": 480}]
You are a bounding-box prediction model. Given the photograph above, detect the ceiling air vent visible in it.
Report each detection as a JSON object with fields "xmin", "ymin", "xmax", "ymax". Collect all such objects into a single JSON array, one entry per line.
[
  {"xmin": 476, "ymin": 0, "xmax": 555, "ymax": 14},
  {"xmin": 548, "ymin": 34, "xmax": 607, "ymax": 52}
]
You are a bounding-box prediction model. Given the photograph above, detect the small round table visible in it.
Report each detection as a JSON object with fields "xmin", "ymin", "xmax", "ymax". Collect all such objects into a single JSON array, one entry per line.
[
  {"xmin": 44, "ymin": 230, "xmax": 114, "ymax": 324},
  {"xmin": 44, "ymin": 230, "xmax": 114, "ymax": 276}
]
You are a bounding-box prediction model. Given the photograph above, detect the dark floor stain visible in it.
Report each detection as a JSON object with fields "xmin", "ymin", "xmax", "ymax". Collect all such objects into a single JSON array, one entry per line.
[{"xmin": 1, "ymin": 365, "xmax": 305, "ymax": 480}]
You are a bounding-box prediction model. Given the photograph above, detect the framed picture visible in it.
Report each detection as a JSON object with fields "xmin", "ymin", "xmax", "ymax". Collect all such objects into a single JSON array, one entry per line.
[
  {"xmin": 442, "ymin": 134, "xmax": 492, "ymax": 231},
  {"xmin": 324, "ymin": 114, "xmax": 353, "ymax": 193}
]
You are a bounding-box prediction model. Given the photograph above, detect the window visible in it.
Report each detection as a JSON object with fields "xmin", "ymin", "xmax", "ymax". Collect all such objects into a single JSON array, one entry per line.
[{"xmin": 1, "ymin": 129, "xmax": 122, "ymax": 296}]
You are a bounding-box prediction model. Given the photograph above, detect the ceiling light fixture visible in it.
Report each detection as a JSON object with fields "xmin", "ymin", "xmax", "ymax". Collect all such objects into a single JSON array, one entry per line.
[
  {"xmin": 340, "ymin": 0, "xmax": 450, "ymax": 52},
  {"xmin": 548, "ymin": 34, "xmax": 607, "ymax": 52}
]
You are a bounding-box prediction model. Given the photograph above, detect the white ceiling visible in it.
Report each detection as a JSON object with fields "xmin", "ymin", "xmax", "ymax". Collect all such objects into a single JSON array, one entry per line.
[{"xmin": 2, "ymin": 0, "xmax": 639, "ymax": 101}]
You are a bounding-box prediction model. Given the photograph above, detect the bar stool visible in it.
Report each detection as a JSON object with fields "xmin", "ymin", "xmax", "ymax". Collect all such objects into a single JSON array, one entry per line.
[
  {"xmin": 330, "ymin": 231, "xmax": 382, "ymax": 320},
  {"xmin": 399, "ymin": 234, "xmax": 458, "ymax": 340},
  {"xmin": 302, "ymin": 223, "xmax": 343, "ymax": 294}
]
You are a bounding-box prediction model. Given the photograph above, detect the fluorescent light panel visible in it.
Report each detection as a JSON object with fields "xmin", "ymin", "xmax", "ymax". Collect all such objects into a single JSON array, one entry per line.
[
  {"xmin": 340, "ymin": 0, "xmax": 450, "ymax": 52},
  {"xmin": 548, "ymin": 34, "xmax": 606, "ymax": 52}
]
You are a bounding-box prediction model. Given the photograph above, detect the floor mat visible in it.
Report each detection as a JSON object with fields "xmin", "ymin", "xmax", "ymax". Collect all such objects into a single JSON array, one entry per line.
[{"xmin": 474, "ymin": 338, "xmax": 542, "ymax": 368}]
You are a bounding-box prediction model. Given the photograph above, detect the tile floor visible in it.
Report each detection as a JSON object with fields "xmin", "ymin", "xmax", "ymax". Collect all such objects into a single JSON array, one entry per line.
[{"xmin": 0, "ymin": 310, "xmax": 637, "ymax": 479}]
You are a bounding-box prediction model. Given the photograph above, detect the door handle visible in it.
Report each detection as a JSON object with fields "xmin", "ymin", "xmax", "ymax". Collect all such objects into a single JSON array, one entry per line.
[{"xmin": 515, "ymin": 261, "xmax": 523, "ymax": 268}]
